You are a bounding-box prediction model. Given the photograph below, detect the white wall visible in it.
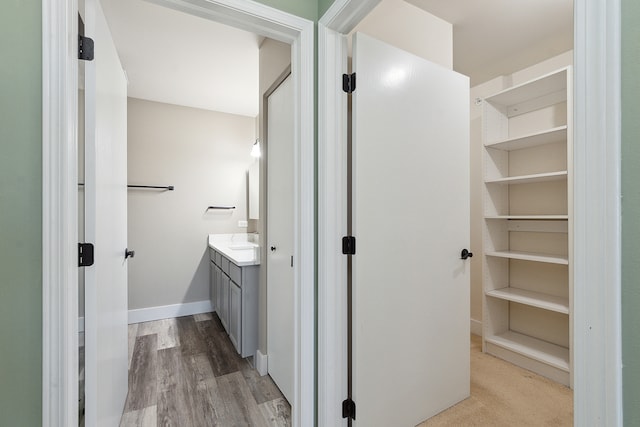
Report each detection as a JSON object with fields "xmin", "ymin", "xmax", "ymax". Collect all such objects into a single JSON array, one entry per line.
[
  {"xmin": 350, "ymin": 0, "xmax": 453, "ymax": 69},
  {"xmin": 469, "ymin": 51, "xmax": 573, "ymax": 334},
  {"xmin": 127, "ymin": 97, "xmax": 255, "ymax": 310}
]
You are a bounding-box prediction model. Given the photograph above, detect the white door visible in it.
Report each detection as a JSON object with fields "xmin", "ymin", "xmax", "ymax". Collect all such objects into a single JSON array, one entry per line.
[
  {"xmin": 351, "ymin": 33, "xmax": 470, "ymax": 426},
  {"xmin": 83, "ymin": 0, "xmax": 129, "ymax": 424},
  {"xmin": 267, "ymin": 74, "xmax": 295, "ymax": 403}
]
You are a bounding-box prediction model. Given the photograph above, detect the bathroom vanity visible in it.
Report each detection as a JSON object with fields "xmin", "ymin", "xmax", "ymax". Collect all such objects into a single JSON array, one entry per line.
[{"xmin": 208, "ymin": 234, "xmax": 260, "ymax": 358}]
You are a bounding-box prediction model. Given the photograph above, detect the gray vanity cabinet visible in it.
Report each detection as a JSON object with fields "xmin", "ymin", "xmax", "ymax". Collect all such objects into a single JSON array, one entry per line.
[{"xmin": 209, "ymin": 248, "xmax": 259, "ymax": 358}]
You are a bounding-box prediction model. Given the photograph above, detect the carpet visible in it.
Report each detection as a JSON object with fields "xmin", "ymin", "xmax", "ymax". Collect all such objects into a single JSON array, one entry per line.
[{"xmin": 418, "ymin": 335, "xmax": 573, "ymax": 426}]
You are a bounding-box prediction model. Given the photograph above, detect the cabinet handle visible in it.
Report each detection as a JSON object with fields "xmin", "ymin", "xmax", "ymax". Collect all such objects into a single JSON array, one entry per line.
[
  {"xmin": 125, "ymin": 248, "xmax": 135, "ymax": 259},
  {"xmin": 270, "ymin": 246, "xmax": 277, "ymax": 252},
  {"xmin": 460, "ymin": 249, "xmax": 473, "ymax": 260}
]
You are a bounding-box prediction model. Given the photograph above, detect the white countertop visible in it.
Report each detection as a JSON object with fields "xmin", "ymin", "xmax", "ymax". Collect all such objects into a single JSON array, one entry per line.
[{"xmin": 208, "ymin": 234, "xmax": 260, "ymax": 266}]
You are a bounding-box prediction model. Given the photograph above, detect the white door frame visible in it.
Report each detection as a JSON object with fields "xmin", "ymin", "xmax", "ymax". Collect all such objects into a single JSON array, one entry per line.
[
  {"xmin": 42, "ymin": 0, "xmax": 315, "ymax": 425},
  {"xmin": 317, "ymin": 0, "xmax": 622, "ymax": 426}
]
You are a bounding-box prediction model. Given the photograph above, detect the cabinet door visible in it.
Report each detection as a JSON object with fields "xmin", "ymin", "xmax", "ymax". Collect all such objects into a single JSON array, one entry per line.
[
  {"xmin": 215, "ymin": 266, "xmax": 222, "ymax": 318},
  {"xmin": 229, "ymin": 280, "xmax": 242, "ymax": 354},
  {"xmin": 210, "ymin": 261, "xmax": 217, "ymax": 312},
  {"xmin": 219, "ymin": 274, "xmax": 230, "ymax": 332}
]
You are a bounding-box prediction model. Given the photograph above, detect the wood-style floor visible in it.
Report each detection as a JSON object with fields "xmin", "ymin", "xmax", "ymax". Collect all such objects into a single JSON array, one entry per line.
[
  {"xmin": 82, "ymin": 321, "xmax": 571, "ymax": 427},
  {"xmin": 121, "ymin": 313, "xmax": 290, "ymax": 427}
]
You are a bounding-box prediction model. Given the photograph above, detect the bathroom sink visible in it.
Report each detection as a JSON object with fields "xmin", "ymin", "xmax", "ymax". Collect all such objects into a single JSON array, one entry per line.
[
  {"xmin": 229, "ymin": 243, "xmax": 258, "ymax": 250},
  {"xmin": 208, "ymin": 234, "xmax": 261, "ymax": 266}
]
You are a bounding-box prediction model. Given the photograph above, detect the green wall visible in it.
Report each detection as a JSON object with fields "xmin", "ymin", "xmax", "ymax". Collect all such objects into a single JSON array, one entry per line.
[
  {"xmin": 0, "ymin": 0, "xmax": 43, "ymax": 425},
  {"xmin": 256, "ymin": 0, "xmax": 317, "ymax": 21},
  {"xmin": 318, "ymin": 0, "xmax": 334, "ymax": 18},
  {"xmin": 622, "ymin": 0, "xmax": 640, "ymax": 425}
]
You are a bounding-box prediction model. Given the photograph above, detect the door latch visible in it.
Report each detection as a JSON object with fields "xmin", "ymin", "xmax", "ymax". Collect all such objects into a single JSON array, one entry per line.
[{"xmin": 460, "ymin": 249, "xmax": 473, "ymax": 260}]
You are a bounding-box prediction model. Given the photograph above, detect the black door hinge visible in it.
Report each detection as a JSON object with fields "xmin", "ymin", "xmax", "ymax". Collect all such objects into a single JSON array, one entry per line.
[
  {"xmin": 78, "ymin": 35, "xmax": 94, "ymax": 61},
  {"xmin": 342, "ymin": 398, "xmax": 356, "ymax": 420},
  {"xmin": 343, "ymin": 73, "xmax": 356, "ymax": 93},
  {"xmin": 342, "ymin": 236, "xmax": 356, "ymax": 255},
  {"xmin": 79, "ymin": 243, "xmax": 95, "ymax": 267}
]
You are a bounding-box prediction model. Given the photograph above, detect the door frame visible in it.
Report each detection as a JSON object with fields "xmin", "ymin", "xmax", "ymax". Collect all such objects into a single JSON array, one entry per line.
[
  {"xmin": 317, "ymin": 0, "xmax": 622, "ymax": 426},
  {"xmin": 41, "ymin": 0, "xmax": 315, "ymax": 425}
]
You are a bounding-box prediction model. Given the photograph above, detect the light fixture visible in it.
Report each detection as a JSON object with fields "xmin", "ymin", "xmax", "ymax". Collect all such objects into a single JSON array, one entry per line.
[{"xmin": 250, "ymin": 139, "xmax": 261, "ymax": 158}]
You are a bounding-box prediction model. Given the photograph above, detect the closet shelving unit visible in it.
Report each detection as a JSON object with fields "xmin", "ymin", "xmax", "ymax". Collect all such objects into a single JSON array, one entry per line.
[{"xmin": 481, "ymin": 67, "xmax": 573, "ymax": 386}]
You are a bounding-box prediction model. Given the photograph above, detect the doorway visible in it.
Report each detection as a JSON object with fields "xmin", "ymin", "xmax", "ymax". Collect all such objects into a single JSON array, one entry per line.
[
  {"xmin": 42, "ymin": 0, "xmax": 314, "ymax": 425},
  {"xmin": 87, "ymin": 0, "xmax": 299, "ymax": 424},
  {"xmin": 344, "ymin": 2, "xmax": 570, "ymax": 425},
  {"xmin": 317, "ymin": 0, "xmax": 623, "ymax": 425}
]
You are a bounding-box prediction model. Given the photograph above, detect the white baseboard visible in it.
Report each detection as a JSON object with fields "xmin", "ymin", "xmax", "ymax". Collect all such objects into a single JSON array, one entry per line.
[
  {"xmin": 77, "ymin": 300, "xmax": 213, "ymax": 335},
  {"xmin": 255, "ymin": 349, "xmax": 268, "ymax": 376},
  {"xmin": 128, "ymin": 300, "xmax": 213, "ymax": 324},
  {"xmin": 470, "ymin": 318, "xmax": 482, "ymax": 336}
]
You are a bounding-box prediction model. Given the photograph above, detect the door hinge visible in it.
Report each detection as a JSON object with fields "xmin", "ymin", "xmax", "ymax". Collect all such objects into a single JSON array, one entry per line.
[
  {"xmin": 78, "ymin": 243, "xmax": 95, "ymax": 267},
  {"xmin": 342, "ymin": 73, "xmax": 356, "ymax": 93},
  {"xmin": 342, "ymin": 398, "xmax": 356, "ymax": 420},
  {"xmin": 78, "ymin": 35, "xmax": 94, "ymax": 61},
  {"xmin": 342, "ymin": 236, "xmax": 356, "ymax": 255}
]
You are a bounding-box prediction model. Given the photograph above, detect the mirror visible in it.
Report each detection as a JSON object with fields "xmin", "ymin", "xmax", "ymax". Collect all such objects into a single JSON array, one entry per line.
[{"xmin": 248, "ymin": 159, "xmax": 259, "ymax": 219}]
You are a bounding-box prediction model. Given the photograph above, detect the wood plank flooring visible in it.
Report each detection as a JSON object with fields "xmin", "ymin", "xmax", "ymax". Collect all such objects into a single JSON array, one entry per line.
[{"xmin": 121, "ymin": 313, "xmax": 291, "ymax": 427}]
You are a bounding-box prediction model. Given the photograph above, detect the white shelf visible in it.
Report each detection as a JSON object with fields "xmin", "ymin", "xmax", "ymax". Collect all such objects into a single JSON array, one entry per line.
[
  {"xmin": 486, "ymin": 287, "xmax": 569, "ymax": 314},
  {"xmin": 485, "ymin": 126, "xmax": 568, "ymax": 151},
  {"xmin": 485, "ymin": 331, "xmax": 569, "ymax": 372},
  {"xmin": 482, "ymin": 67, "xmax": 572, "ymax": 386},
  {"xmin": 485, "ymin": 215, "xmax": 569, "ymax": 220},
  {"xmin": 485, "ymin": 69, "xmax": 568, "ymax": 107},
  {"xmin": 485, "ymin": 250, "xmax": 569, "ymax": 265},
  {"xmin": 484, "ymin": 171, "xmax": 567, "ymax": 185}
]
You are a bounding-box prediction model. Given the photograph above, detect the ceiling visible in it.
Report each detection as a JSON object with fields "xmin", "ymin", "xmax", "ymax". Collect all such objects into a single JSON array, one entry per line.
[
  {"xmin": 100, "ymin": 0, "xmax": 572, "ymax": 115},
  {"xmin": 101, "ymin": 0, "xmax": 261, "ymax": 117},
  {"xmin": 405, "ymin": 0, "xmax": 574, "ymax": 85}
]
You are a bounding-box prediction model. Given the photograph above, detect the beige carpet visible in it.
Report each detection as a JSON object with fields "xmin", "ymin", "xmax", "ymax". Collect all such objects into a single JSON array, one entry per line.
[{"xmin": 418, "ymin": 335, "xmax": 573, "ymax": 426}]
